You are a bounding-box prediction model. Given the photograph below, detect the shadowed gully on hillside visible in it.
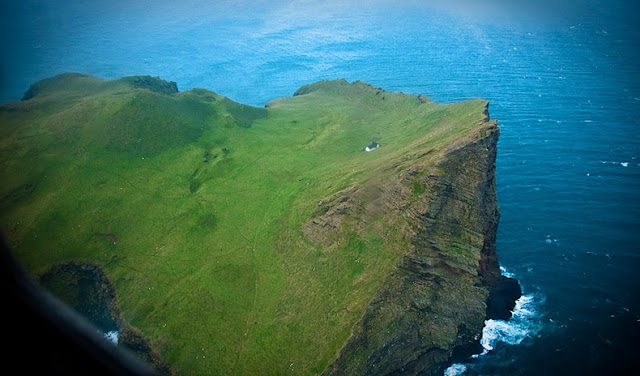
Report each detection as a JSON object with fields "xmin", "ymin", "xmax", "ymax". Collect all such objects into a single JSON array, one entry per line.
[{"xmin": 0, "ymin": 73, "xmax": 517, "ymax": 375}]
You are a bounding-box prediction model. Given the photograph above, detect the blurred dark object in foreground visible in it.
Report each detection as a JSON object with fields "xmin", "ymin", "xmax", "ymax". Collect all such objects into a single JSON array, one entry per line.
[{"xmin": 2, "ymin": 236, "xmax": 156, "ymax": 375}]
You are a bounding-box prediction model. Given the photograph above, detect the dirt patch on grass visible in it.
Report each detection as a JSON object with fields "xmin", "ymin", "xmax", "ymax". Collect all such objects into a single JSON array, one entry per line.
[{"xmin": 303, "ymin": 187, "xmax": 361, "ymax": 245}]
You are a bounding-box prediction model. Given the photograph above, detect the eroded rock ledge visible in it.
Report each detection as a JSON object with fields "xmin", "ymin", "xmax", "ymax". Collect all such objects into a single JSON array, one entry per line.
[{"xmin": 324, "ymin": 118, "xmax": 520, "ymax": 375}]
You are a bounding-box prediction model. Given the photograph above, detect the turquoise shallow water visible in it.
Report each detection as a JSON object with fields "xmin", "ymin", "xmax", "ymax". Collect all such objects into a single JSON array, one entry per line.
[{"xmin": 2, "ymin": 1, "xmax": 639, "ymax": 374}]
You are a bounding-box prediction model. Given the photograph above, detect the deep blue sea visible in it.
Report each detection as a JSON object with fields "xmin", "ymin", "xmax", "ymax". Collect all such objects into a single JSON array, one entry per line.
[{"xmin": 2, "ymin": 1, "xmax": 639, "ymax": 374}]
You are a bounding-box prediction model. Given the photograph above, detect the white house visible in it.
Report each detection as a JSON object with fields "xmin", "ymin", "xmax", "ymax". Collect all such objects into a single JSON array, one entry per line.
[{"xmin": 364, "ymin": 142, "xmax": 379, "ymax": 152}]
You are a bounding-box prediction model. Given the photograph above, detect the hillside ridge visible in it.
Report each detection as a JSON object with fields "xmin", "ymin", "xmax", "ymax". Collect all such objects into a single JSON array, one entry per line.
[{"xmin": 0, "ymin": 74, "xmax": 518, "ymax": 375}]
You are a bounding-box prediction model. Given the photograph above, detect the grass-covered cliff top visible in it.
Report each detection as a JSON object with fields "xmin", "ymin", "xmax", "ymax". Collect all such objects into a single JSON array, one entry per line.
[{"xmin": 0, "ymin": 73, "xmax": 492, "ymax": 374}]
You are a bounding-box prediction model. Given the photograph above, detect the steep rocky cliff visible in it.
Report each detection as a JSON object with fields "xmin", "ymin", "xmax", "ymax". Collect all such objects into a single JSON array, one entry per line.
[
  {"xmin": 1, "ymin": 75, "xmax": 518, "ymax": 375},
  {"xmin": 323, "ymin": 114, "xmax": 519, "ymax": 375}
]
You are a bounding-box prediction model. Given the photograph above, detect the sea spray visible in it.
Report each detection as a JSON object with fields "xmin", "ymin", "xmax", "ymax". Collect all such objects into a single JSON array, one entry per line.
[
  {"xmin": 444, "ymin": 363, "xmax": 467, "ymax": 376},
  {"xmin": 445, "ymin": 270, "xmax": 544, "ymax": 375},
  {"xmin": 104, "ymin": 330, "xmax": 119, "ymax": 344},
  {"xmin": 480, "ymin": 294, "xmax": 539, "ymax": 353}
]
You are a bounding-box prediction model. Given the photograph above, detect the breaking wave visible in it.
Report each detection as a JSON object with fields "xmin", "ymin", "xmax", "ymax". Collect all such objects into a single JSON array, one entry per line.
[
  {"xmin": 444, "ymin": 268, "xmax": 544, "ymax": 375},
  {"xmin": 479, "ymin": 294, "xmax": 540, "ymax": 353},
  {"xmin": 444, "ymin": 363, "xmax": 467, "ymax": 376},
  {"xmin": 499, "ymin": 266, "xmax": 514, "ymax": 278},
  {"xmin": 104, "ymin": 330, "xmax": 119, "ymax": 344}
]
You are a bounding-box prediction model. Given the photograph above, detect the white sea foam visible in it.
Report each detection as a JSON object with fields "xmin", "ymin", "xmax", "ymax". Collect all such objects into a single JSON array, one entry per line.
[
  {"xmin": 104, "ymin": 330, "xmax": 119, "ymax": 344},
  {"xmin": 444, "ymin": 363, "xmax": 467, "ymax": 376},
  {"xmin": 480, "ymin": 319, "xmax": 528, "ymax": 351},
  {"xmin": 599, "ymin": 161, "xmax": 629, "ymax": 167},
  {"xmin": 452, "ymin": 295, "xmax": 542, "ymax": 368},
  {"xmin": 445, "ymin": 269, "xmax": 543, "ymax": 375},
  {"xmin": 499, "ymin": 266, "xmax": 515, "ymax": 278},
  {"xmin": 479, "ymin": 294, "xmax": 540, "ymax": 355}
]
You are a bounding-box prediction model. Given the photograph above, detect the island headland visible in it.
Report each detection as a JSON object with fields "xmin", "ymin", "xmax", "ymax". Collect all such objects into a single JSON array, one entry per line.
[{"xmin": 0, "ymin": 73, "xmax": 520, "ymax": 375}]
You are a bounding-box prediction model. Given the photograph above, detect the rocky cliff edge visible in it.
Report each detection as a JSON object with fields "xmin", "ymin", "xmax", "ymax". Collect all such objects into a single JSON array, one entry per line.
[{"xmin": 322, "ymin": 108, "xmax": 520, "ymax": 375}]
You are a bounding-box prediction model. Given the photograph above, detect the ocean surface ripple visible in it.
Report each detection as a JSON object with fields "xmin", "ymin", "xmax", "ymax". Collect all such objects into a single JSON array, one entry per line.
[{"xmin": 1, "ymin": 1, "xmax": 639, "ymax": 374}]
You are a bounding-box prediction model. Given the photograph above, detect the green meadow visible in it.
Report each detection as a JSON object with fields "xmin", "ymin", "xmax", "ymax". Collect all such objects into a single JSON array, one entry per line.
[{"xmin": 0, "ymin": 73, "xmax": 490, "ymax": 375}]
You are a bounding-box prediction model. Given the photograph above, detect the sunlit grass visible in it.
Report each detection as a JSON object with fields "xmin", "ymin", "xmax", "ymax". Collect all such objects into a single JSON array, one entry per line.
[{"xmin": 0, "ymin": 74, "xmax": 489, "ymax": 374}]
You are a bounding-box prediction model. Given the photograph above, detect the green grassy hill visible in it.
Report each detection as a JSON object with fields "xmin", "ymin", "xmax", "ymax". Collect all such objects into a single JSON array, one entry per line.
[{"xmin": 0, "ymin": 74, "xmax": 495, "ymax": 375}]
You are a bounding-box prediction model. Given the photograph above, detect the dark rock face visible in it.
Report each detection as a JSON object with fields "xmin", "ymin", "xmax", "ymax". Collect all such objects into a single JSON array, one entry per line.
[
  {"xmin": 119, "ymin": 326, "xmax": 173, "ymax": 375},
  {"xmin": 40, "ymin": 262, "xmax": 121, "ymax": 334},
  {"xmin": 486, "ymin": 276, "xmax": 522, "ymax": 320},
  {"xmin": 324, "ymin": 118, "xmax": 520, "ymax": 375},
  {"xmin": 128, "ymin": 76, "xmax": 179, "ymax": 95},
  {"xmin": 22, "ymin": 83, "xmax": 41, "ymax": 101},
  {"xmin": 40, "ymin": 262, "xmax": 172, "ymax": 375}
]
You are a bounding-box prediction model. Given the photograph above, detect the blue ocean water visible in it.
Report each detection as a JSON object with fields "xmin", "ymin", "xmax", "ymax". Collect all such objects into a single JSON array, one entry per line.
[{"xmin": 2, "ymin": 1, "xmax": 639, "ymax": 374}]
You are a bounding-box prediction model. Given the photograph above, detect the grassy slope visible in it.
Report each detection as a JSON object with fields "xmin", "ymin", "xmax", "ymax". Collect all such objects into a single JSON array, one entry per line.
[{"xmin": 0, "ymin": 74, "xmax": 489, "ymax": 375}]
